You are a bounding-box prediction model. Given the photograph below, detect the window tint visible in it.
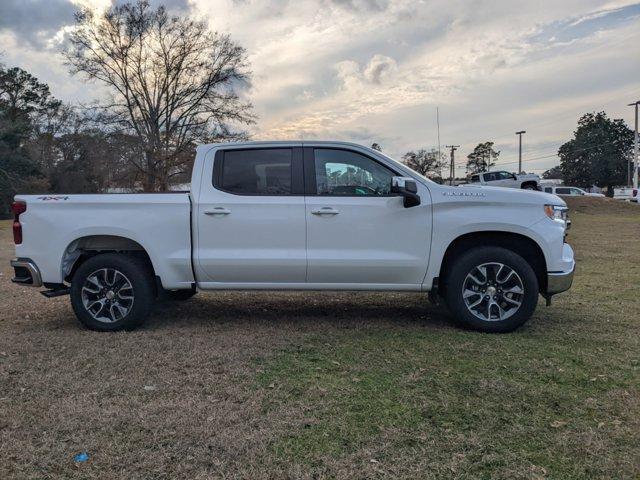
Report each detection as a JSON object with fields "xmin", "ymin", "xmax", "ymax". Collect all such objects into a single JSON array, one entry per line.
[
  {"xmin": 220, "ymin": 149, "xmax": 292, "ymax": 195},
  {"xmin": 484, "ymin": 172, "xmax": 497, "ymax": 182},
  {"xmin": 470, "ymin": 175, "xmax": 480, "ymax": 183},
  {"xmin": 314, "ymin": 149, "xmax": 395, "ymax": 196},
  {"xmin": 556, "ymin": 187, "xmax": 571, "ymax": 195},
  {"xmin": 544, "ymin": 187, "xmax": 553, "ymax": 193}
]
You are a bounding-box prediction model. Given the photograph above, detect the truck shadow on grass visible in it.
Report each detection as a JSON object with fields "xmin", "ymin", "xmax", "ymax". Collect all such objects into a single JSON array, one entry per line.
[{"xmin": 147, "ymin": 291, "xmax": 455, "ymax": 331}]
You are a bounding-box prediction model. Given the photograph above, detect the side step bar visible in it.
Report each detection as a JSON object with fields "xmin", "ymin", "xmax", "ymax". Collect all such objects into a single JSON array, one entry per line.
[{"xmin": 41, "ymin": 288, "xmax": 70, "ymax": 298}]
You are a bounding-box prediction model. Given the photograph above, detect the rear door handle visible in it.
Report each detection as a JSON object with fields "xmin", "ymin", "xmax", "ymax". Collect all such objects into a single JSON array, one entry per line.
[
  {"xmin": 311, "ymin": 207, "xmax": 339, "ymax": 215},
  {"xmin": 204, "ymin": 207, "xmax": 231, "ymax": 215}
]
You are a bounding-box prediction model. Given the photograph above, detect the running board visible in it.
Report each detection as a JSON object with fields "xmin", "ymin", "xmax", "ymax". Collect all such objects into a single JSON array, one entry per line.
[{"xmin": 41, "ymin": 288, "xmax": 70, "ymax": 298}]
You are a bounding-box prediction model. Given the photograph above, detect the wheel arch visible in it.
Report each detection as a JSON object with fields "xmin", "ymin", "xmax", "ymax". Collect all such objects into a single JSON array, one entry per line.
[
  {"xmin": 437, "ymin": 231, "xmax": 547, "ymax": 294},
  {"xmin": 61, "ymin": 234, "xmax": 156, "ymax": 284},
  {"xmin": 521, "ymin": 181, "xmax": 539, "ymax": 190}
]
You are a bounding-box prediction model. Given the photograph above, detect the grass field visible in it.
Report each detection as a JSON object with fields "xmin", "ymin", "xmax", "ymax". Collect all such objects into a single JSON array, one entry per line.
[{"xmin": 1, "ymin": 198, "xmax": 638, "ymax": 479}]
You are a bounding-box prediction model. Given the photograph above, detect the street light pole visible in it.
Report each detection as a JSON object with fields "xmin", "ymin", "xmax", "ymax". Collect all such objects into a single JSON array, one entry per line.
[
  {"xmin": 516, "ymin": 130, "xmax": 526, "ymax": 173},
  {"xmin": 629, "ymin": 102, "xmax": 639, "ymax": 190}
]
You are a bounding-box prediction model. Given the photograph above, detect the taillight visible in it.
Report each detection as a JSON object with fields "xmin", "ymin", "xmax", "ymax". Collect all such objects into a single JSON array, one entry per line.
[{"xmin": 11, "ymin": 201, "xmax": 26, "ymax": 245}]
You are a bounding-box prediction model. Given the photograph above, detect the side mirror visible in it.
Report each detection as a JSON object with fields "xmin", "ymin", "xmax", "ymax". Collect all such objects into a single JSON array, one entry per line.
[{"xmin": 391, "ymin": 176, "xmax": 421, "ymax": 208}]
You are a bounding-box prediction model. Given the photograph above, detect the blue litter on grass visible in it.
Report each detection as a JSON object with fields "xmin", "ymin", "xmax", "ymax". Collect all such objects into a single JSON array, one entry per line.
[{"xmin": 74, "ymin": 451, "xmax": 89, "ymax": 462}]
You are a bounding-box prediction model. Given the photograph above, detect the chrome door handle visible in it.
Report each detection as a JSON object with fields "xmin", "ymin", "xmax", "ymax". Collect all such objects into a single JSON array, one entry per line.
[
  {"xmin": 311, "ymin": 207, "xmax": 339, "ymax": 215},
  {"xmin": 204, "ymin": 207, "xmax": 231, "ymax": 215}
]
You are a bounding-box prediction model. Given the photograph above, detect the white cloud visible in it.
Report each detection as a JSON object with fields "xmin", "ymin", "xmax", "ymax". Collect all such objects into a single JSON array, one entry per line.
[
  {"xmin": 2, "ymin": 0, "xmax": 638, "ymax": 174},
  {"xmin": 363, "ymin": 54, "xmax": 397, "ymax": 84}
]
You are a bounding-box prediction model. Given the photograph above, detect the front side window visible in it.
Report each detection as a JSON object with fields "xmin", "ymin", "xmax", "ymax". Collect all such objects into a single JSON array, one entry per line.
[
  {"xmin": 498, "ymin": 171, "xmax": 514, "ymax": 180},
  {"xmin": 544, "ymin": 187, "xmax": 553, "ymax": 193},
  {"xmin": 219, "ymin": 149, "xmax": 292, "ymax": 195},
  {"xmin": 570, "ymin": 188, "xmax": 584, "ymax": 195},
  {"xmin": 314, "ymin": 149, "xmax": 394, "ymax": 196}
]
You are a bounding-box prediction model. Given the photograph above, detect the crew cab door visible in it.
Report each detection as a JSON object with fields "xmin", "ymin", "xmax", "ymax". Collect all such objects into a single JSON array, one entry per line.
[
  {"xmin": 195, "ymin": 146, "xmax": 306, "ymax": 284},
  {"xmin": 496, "ymin": 171, "xmax": 517, "ymax": 187},
  {"xmin": 304, "ymin": 147, "xmax": 431, "ymax": 287}
]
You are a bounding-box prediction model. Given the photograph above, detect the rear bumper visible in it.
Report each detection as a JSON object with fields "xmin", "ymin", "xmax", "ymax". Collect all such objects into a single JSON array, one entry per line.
[{"xmin": 10, "ymin": 258, "xmax": 43, "ymax": 287}]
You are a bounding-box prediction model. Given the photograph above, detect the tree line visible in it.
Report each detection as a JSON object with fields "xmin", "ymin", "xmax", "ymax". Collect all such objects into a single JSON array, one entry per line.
[{"xmin": 542, "ymin": 112, "xmax": 634, "ymax": 194}]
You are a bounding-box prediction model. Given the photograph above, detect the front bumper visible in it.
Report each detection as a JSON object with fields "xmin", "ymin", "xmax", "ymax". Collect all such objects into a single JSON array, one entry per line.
[
  {"xmin": 10, "ymin": 258, "xmax": 43, "ymax": 287},
  {"xmin": 545, "ymin": 243, "xmax": 575, "ymax": 295},
  {"xmin": 547, "ymin": 266, "xmax": 575, "ymax": 294}
]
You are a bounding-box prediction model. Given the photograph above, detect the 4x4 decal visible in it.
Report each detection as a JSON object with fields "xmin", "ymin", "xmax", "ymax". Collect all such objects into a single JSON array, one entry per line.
[{"xmin": 37, "ymin": 196, "xmax": 69, "ymax": 201}]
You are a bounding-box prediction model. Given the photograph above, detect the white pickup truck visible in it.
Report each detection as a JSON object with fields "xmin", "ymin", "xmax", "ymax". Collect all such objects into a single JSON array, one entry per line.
[
  {"xmin": 467, "ymin": 171, "xmax": 541, "ymax": 190},
  {"xmin": 10, "ymin": 141, "xmax": 574, "ymax": 333}
]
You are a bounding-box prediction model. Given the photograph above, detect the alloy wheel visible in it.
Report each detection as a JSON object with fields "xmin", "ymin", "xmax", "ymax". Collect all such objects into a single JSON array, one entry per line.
[
  {"xmin": 462, "ymin": 262, "xmax": 524, "ymax": 321},
  {"xmin": 81, "ymin": 268, "xmax": 134, "ymax": 323}
]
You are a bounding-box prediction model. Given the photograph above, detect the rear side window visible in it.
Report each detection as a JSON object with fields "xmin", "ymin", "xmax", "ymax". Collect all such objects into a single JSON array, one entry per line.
[
  {"xmin": 470, "ymin": 175, "xmax": 480, "ymax": 183},
  {"xmin": 555, "ymin": 187, "xmax": 571, "ymax": 195},
  {"xmin": 215, "ymin": 149, "xmax": 292, "ymax": 195},
  {"xmin": 544, "ymin": 187, "xmax": 553, "ymax": 193}
]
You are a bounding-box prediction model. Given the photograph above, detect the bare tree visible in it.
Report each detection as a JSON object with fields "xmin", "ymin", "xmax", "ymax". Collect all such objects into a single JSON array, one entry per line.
[
  {"xmin": 402, "ymin": 148, "xmax": 444, "ymax": 179},
  {"xmin": 64, "ymin": 0, "xmax": 255, "ymax": 191}
]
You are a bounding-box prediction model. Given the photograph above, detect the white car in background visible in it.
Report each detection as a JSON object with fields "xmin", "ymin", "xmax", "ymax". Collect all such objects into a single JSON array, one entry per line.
[
  {"xmin": 467, "ymin": 171, "xmax": 541, "ymax": 190},
  {"xmin": 543, "ymin": 186, "xmax": 605, "ymax": 198},
  {"xmin": 613, "ymin": 187, "xmax": 638, "ymax": 202}
]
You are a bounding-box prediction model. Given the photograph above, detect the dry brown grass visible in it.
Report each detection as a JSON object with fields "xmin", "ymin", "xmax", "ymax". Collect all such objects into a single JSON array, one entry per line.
[{"xmin": 0, "ymin": 197, "xmax": 638, "ymax": 479}]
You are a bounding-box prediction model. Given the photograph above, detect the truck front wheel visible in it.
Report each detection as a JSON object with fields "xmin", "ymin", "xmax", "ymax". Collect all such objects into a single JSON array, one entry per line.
[
  {"xmin": 70, "ymin": 253, "xmax": 155, "ymax": 331},
  {"xmin": 443, "ymin": 246, "xmax": 539, "ymax": 333}
]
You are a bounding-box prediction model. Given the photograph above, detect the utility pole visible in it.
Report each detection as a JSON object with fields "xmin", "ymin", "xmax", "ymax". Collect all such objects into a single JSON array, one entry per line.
[
  {"xmin": 445, "ymin": 145, "xmax": 459, "ymax": 186},
  {"xmin": 516, "ymin": 130, "xmax": 526, "ymax": 173},
  {"xmin": 629, "ymin": 101, "xmax": 639, "ymax": 190},
  {"xmin": 436, "ymin": 107, "xmax": 441, "ymax": 164}
]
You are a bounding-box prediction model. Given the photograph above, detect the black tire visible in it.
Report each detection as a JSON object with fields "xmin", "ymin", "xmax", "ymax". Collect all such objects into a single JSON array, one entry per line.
[
  {"xmin": 162, "ymin": 288, "xmax": 197, "ymax": 301},
  {"xmin": 443, "ymin": 246, "xmax": 539, "ymax": 333},
  {"xmin": 70, "ymin": 253, "xmax": 155, "ymax": 331},
  {"xmin": 522, "ymin": 184, "xmax": 538, "ymax": 190}
]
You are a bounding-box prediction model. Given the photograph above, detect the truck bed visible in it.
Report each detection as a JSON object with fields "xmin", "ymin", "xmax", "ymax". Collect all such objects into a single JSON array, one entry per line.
[{"xmin": 14, "ymin": 193, "xmax": 195, "ymax": 289}]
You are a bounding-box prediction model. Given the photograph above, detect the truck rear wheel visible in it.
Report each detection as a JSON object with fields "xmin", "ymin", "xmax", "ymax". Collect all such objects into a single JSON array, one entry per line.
[
  {"xmin": 70, "ymin": 253, "xmax": 155, "ymax": 331},
  {"xmin": 443, "ymin": 246, "xmax": 539, "ymax": 333}
]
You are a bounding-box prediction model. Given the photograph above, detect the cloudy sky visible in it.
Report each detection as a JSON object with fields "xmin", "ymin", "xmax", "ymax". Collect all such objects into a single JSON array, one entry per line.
[{"xmin": 1, "ymin": 0, "xmax": 639, "ymax": 174}]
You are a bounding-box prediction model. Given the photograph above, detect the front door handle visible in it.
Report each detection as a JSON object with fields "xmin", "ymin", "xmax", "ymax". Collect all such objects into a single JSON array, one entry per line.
[
  {"xmin": 311, "ymin": 207, "xmax": 339, "ymax": 215},
  {"xmin": 204, "ymin": 207, "xmax": 231, "ymax": 216}
]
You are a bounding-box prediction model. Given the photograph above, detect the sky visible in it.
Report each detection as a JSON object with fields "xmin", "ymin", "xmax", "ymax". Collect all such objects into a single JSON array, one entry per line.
[{"xmin": 1, "ymin": 0, "xmax": 639, "ymax": 174}]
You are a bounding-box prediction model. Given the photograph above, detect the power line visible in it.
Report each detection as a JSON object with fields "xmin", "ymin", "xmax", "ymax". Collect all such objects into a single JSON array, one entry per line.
[{"xmin": 494, "ymin": 138, "xmax": 628, "ymax": 168}]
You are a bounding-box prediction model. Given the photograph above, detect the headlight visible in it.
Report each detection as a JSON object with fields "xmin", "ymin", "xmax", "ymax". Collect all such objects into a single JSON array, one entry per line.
[{"xmin": 544, "ymin": 204, "xmax": 569, "ymax": 227}]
